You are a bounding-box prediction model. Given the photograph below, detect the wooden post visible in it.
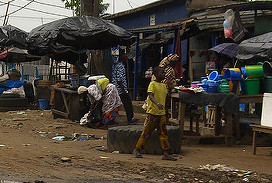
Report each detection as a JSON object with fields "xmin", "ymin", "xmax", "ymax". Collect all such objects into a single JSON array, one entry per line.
[
  {"xmin": 253, "ymin": 130, "xmax": 257, "ymax": 155},
  {"xmin": 189, "ymin": 54, "xmax": 193, "ymax": 83},
  {"xmin": 225, "ymin": 113, "xmax": 233, "ymax": 145}
]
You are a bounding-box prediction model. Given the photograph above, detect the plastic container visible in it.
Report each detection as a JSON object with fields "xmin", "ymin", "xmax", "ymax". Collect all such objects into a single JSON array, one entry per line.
[
  {"xmin": 218, "ymin": 80, "xmax": 229, "ymax": 93},
  {"xmin": 202, "ymin": 84, "xmax": 208, "ymax": 92},
  {"xmin": 201, "ymin": 76, "xmax": 207, "ymax": 81},
  {"xmin": 263, "ymin": 61, "xmax": 272, "ymax": 76},
  {"xmin": 207, "ymin": 86, "xmax": 217, "ymax": 93},
  {"xmin": 245, "ymin": 63, "xmax": 263, "ymax": 78},
  {"xmin": 208, "ymin": 71, "xmax": 218, "ymax": 81},
  {"xmin": 202, "ymin": 79, "xmax": 208, "ymax": 85},
  {"xmin": 224, "ymin": 68, "xmax": 241, "ymax": 79},
  {"xmin": 38, "ymin": 99, "xmax": 50, "ymax": 110},
  {"xmin": 264, "ymin": 76, "xmax": 272, "ymax": 93},
  {"xmin": 241, "ymin": 67, "xmax": 247, "ymax": 78},
  {"xmin": 207, "ymin": 80, "xmax": 218, "ymax": 87},
  {"xmin": 261, "ymin": 93, "xmax": 272, "ymax": 127},
  {"xmin": 244, "ymin": 78, "xmax": 261, "ymax": 95},
  {"xmin": 191, "ymin": 81, "xmax": 200, "ymax": 88},
  {"xmin": 217, "ymin": 74, "xmax": 225, "ymax": 80}
]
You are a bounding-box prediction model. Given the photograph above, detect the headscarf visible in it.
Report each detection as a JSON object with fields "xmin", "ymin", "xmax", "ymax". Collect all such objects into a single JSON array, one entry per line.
[
  {"xmin": 159, "ymin": 54, "xmax": 180, "ymax": 67},
  {"xmin": 96, "ymin": 78, "xmax": 109, "ymax": 93},
  {"xmin": 77, "ymin": 86, "xmax": 88, "ymax": 94}
]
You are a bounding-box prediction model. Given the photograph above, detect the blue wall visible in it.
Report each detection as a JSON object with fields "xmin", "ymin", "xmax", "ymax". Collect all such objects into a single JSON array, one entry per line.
[{"xmin": 112, "ymin": 0, "xmax": 188, "ymax": 30}]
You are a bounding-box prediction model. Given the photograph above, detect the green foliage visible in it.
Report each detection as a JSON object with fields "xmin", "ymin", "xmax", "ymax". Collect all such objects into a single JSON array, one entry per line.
[{"xmin": 61, "ymin": 0, "xmax": 109, "ymax": 16}]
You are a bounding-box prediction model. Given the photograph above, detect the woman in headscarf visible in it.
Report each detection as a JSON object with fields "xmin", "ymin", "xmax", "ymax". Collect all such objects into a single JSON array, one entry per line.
[
  {"xmin": 158, "ymin": 54, "xmax": 180, "ymax": 92},
  {"xmin": 78, "ymin": 78, "xmax": 122, "ymax": 129}
]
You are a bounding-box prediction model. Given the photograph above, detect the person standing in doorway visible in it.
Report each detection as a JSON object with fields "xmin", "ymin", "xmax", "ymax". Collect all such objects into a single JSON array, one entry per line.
[{"xmin": 112, "ymin": 52, "xmax": 138, "ymax": 124}]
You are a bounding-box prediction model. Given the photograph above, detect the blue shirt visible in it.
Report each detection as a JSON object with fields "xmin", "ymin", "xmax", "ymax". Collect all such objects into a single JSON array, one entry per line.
[{"xmin": 112, "ymin": 62, "xmax": 128, "ymax": 95}]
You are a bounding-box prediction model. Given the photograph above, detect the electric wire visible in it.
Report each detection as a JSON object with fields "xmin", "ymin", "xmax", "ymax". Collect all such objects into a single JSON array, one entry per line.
[
  {"xmin": 0, "ymin": 0, "xmax": 16, "ymax": 7},
  {"xmin": 0, "ymin": 0, "xmax": 33, "ymax": 19},
  {"xmin": 0, "ymin": 1, "xmax": 70, "ymax": 18},
  {"xmin": 22, "ymin": 0, "xmax": 70, "ymax": 10},
  {"xmin": 126, "ymin": 0, "xmax": 133, "ymax": 8}
]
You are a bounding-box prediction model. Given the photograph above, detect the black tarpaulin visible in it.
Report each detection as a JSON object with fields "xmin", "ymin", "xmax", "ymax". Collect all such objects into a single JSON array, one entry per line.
[
  {"xmin": 0, "ymin": 25, "xmax": 28, "ymax": 49},
  {"xmin": 26, "ymin": 15, "xmax": 135, "ymax": 56},
  {"xmin": 237, "ymin": 32, "xmax": 272, "ymax": 61}
]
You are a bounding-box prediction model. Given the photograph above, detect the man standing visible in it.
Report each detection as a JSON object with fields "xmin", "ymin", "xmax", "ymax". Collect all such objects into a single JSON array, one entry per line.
[{"xmin": 112, "ymin": 52, "xmax": 138, "ymax": 123}]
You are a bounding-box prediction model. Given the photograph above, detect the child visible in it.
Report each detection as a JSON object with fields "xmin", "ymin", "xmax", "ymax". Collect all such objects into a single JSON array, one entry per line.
[{"xmin": 133, "ymin": 66, "xmax": 177, "ymax": 161}]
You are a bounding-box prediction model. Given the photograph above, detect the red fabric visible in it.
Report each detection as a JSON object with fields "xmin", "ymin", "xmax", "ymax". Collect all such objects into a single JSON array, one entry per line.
[
  {"xmin": 0, "ymin": 48, "xmax": 13, "ymax": 59},
  {"xmin": 174, "ymin": 28, "xmax": 183, "ymax": 78}
]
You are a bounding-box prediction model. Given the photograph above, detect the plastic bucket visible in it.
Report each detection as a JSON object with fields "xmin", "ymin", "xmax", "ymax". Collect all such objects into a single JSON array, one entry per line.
[
  {"xmin": 191, "ymin": 81, "xmax": 200, "ymax": 88},
  {"xmin": 202, "ymin": 84, "xmax": 208, "ymax": 92},
  {"xmin": 208, "ymin": 71, "xmax": 218, "ymax": 81},
  {"xmin": 245, "ymin": 78, "xmax": 260, "ymax": 95},
  {"xmin": 245, "ymin": 63, "xmax": 263, "ymax": 78},
  {"xmin": 224, "ymin": 68, "xmax": 241, "ymax": 79},
  {"xmin": 241, "ymin": 67, "xmax": 247, "ymax": 79},
  {"xmin": 201, "ymin": 76, "xmax": 207, "ymax": 81},
  {"xmin": 264, "ymin": 76, "xmax": 272, "ymax": 93},
  {"xmin": 207, "ymin": 80, "xmax": 218, "ymax": 87},
  {"xmin": 38, "ymin": 99, "xmax": 50, "ymax": 110},
  {"xmin": 263, "ymin": 61, "xmax": 272, "ymax": 76},
  {"xmin": 217, "ymin": 74, "xmax": 225, "ymax": 80},
  {"xmin": 207, "ymin": 86, "xmax": 217, "ymax": 93}
]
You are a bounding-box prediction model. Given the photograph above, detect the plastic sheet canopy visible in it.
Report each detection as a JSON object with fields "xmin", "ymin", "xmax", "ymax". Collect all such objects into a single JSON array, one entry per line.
[{"xmin": 26, "ymin": 15, "xmax": 135, "ymax": 56}]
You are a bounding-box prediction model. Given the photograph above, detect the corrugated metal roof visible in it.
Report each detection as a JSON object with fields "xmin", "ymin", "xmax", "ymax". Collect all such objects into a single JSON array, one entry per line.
[{"xmin": 196, "ymin": 10, "xmax": 272, "ymax": 31}]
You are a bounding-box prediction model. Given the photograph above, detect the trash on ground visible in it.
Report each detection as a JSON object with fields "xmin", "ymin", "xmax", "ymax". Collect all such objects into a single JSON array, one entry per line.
[
  {"xmin": 61, "ymin": 157, "xmax": 71, "ymax": 162},
  {"xmin": 17, "ymin": 111, "xmax": 25, "ymax": 115}
]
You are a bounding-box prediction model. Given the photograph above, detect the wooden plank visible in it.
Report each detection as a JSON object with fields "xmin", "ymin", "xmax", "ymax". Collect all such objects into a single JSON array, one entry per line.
[
  {"xmin": 55, "ymin": 87, "xmax": 78, "ymax": 94},
  {"xmin": 239, "ymin": 94, "xmax": 263, "ymax": 103},
  {"xmin": 61, "ymin": 91, "xmax": 70, "ymax": 115},
  {"xmin": 189, "ymin": 55, "xmax": 193, "ymax": 83},
  {"xmin": 178, "ymin": 102, "xmax": 186, "ymax": 137},
  {"xmin": 51, "ymin": 109, "xmax": 69, "ymax": 118}
]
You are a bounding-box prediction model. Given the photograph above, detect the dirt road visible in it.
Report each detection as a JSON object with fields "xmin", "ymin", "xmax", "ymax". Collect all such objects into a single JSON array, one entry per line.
[{"xmin": 0, "ymin": 110, "xmax": 271, "ymax": 183}]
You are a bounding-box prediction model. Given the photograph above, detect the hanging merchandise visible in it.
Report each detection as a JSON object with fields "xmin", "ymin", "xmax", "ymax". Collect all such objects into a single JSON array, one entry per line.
[{"xmin": 223, "ymin": 9, "xmax": 235, "ymax": 38}]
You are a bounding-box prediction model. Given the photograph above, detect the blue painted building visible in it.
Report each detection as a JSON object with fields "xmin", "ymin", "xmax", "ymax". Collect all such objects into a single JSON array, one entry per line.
[
  {"xmin": 107, "ymin": 0, "xmax": 188, "ymax": 30},
  {"xmin": 105, "ymin": 0, "xmax": 190, "ymax": 100}
]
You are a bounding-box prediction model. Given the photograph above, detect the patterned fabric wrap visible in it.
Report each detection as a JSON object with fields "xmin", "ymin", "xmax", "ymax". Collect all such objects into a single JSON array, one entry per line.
[
  {"xmin": 102, "ymin": 107, "xmax": 119, "ymax": 124},
  {"xmin": 136, "ymin": 114, "xmax": 170, "ymax": 151},
  {"xmin": 87, "ymin": 84, "xmax": 102, "ymax": 104},
  {"xmin": 112, "ymin": 62, "xmax": 128, "ymax": 95},
  {"xmin": 101, "ymin": 83, "xmax": 122, "ymax": 114}
]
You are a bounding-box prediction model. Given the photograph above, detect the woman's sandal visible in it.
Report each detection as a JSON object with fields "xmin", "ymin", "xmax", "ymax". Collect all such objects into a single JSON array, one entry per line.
[{"xmin": 133, "ymin": 149, "xmax": 143, "ymax": 158}]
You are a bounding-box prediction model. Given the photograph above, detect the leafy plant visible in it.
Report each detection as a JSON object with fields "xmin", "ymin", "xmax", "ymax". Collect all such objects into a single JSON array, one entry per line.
[{"xmin": 61, "ymin": 0, "xmax": 109, "ymax": 16}]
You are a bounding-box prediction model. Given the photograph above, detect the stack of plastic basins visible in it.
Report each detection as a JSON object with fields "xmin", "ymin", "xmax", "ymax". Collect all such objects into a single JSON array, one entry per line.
[
  {"xmin": 207, "ymin": 71, "xmax": 218, "ymax": 93},
  {"xmin": 241, "ymin": 63, "xmax": 263, "ymax": 95},
  {"xmin": 263, "ymin": 61, "xmax": 272, "ymax": 93}
]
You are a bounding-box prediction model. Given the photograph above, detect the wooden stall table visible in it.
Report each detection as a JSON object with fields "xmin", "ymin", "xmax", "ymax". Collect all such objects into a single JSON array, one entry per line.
[
  {"xmin": 251, "ymin": 125, "xmax": 272, "ymax": 155},
  {"xmin": 171, "ymin": 92, "xmax": 240, "ymax": 145},
  {"xmin": 52, "ymin": 87, "xmax": 88, "ymax": 121},
  {"xmin": 234, "ymin": 94, "xmax": 264, "ymax": 139}
]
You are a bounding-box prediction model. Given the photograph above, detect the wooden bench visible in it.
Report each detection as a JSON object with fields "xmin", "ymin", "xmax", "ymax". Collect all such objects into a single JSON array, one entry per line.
[{"xmin": 251, "ymin": 125, "xmax": 272, "ymax": 155}]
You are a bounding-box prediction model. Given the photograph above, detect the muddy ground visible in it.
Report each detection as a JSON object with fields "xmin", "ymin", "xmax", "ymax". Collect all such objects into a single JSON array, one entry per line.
[{"xmin": 0, "ymin": 110, "xmax": 271, "ymax": 183}]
